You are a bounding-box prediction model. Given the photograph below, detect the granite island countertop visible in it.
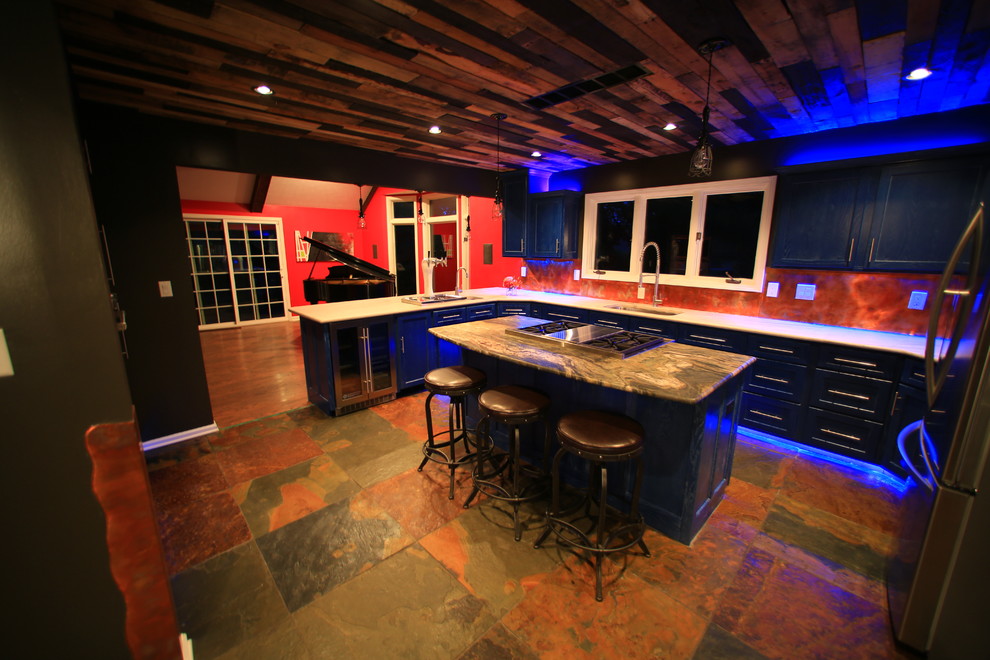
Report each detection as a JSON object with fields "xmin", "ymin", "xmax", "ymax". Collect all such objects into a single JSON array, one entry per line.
[{"xmin": 429, "ymin": 315, "xmax": 755, "ymax": 405}]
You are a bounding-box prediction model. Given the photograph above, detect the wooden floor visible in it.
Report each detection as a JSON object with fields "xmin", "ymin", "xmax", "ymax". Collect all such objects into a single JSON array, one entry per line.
[{"xmin": 198, "ymin": 319, "xmax": 309, "ymax": 428}]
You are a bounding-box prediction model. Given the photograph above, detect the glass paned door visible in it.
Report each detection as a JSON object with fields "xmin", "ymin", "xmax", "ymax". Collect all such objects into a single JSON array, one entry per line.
[{"xmin": 184, "ymin": 216, "xmax": 290, "ymax": 328}]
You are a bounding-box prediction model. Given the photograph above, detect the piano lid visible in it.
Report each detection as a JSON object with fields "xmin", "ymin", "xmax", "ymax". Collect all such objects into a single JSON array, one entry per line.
[{"xmin": 302, "ymin": 236, "xmax": 394, "ymax": 281}]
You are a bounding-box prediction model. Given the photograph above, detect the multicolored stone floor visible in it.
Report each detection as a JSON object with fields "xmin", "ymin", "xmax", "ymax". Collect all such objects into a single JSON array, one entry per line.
[{"xmin": 145, "ymin": 391, "xmax": 921, "ymax": 660}]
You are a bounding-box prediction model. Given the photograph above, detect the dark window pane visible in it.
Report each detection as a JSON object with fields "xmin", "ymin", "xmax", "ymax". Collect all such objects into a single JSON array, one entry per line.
[
  {"xmin": 218, "ymin": 306, "xmax": 236, "ymax": 323},
  {"xmin": 699, "ymin": 191, "xmax": 764, "ymax": 279},
  {"xmin": 393, "ymin": 200, "xmax": 415, "ymax": 218},
  {"xmin": 594, "ymin": 201, "xmax": 634, "ymax": 273},
  {"xmin": 429, "ymin": 196, "xmax": 458, "ymax": 216},
  {"xmin": 644, "ymin": 197, "xmax": 692, "ymax": 276}
]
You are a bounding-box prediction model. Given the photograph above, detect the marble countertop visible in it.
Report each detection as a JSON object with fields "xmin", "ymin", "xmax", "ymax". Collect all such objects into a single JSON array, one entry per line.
[
  {"xmin": 289, "ymin": 286, "xmax": 928, "ymax": 358},
  {"xmin": 429, "ymin": 315, "xmax": 755, "ymax": 405}
]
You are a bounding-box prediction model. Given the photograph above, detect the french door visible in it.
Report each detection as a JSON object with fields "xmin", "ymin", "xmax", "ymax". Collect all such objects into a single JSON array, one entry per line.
[{"xmin": 184, "ymin": 215, "xmax": 291, "ymax": 328}]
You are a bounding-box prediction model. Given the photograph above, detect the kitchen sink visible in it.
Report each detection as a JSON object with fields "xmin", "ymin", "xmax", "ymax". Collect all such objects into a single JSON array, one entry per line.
[
  {"xmin": 400, "ymin": 293, "xmax": 482, "ymax": 305},
  {"xmin": 604, "ymin": 304, "xmax": 680, "ymax": 316}
]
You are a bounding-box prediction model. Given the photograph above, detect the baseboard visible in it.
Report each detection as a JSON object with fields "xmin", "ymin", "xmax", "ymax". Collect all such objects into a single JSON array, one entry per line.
[{"xmin": 141, "ymin": 422, "xmax": 220, "ymax": 452}]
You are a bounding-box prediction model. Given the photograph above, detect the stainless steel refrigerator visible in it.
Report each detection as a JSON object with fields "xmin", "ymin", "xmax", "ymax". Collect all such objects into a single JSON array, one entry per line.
[{"xmin": 889, "ymin": 202, "xmax": 990, "ymax": 658}]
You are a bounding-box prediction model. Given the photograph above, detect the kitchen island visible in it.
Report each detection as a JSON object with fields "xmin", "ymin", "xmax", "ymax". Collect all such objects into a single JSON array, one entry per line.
[{"xmin": 430, "ymin": 315, "xmax": 755, "ymax": 544}]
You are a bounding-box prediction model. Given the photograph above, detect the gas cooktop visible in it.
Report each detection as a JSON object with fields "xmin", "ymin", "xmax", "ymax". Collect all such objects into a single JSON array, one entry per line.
[{"xmin": 505, "ymin": 320, "xmax": 672, "ymax": 358}]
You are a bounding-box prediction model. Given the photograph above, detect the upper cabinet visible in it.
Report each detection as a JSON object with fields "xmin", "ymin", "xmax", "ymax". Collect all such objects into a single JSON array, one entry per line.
[
  {"xmin": 771, "ymin": 156, "xmax": 988, "ymax": 272},
  {"xmin": 501, "ymin": 170, "xmax": 583, "ymax": 259}
]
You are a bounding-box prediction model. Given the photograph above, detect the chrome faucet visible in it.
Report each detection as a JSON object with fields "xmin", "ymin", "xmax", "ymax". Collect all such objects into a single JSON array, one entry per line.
[
  {"xmin": 455, "ymin": 267, "xmax": 468, "ymax": 295},
  {"xmin": 638, "ymin": 241, "xmax": 663, "ymax": 307}
]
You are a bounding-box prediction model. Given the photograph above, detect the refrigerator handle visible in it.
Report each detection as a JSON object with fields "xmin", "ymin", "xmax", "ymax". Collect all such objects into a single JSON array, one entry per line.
[
  {"xmin": 925, "ymin": 203, "xmax": 984, "ymax": 406},
  {"xmin": 897, "ymin": 419, "xmax": 935, "ymax": 492}
]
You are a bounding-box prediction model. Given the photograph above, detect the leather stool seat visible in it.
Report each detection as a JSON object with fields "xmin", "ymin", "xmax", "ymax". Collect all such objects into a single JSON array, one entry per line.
[
  {"xmin": 464, "ymin": 385, "xmax": 552, "ymax": 541},
  {"xmin": 419, "ymin": 366, "xmax": 486, "ymax": 499},
  {"xmin": 535, "ymin": 409, "xmax": 651, "ymax": 601}
]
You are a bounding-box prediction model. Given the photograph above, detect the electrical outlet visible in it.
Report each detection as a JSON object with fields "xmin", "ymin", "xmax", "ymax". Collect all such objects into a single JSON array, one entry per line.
[
  {"xmin": 573, "ymin": 269, "xmax": 581, "ymax": 281},
  {"xmin": 766, "ymin": 282, "xmax": 779, "ymax": 298},
  {"xmin": 908, "ymin": 290, "xmax": 928, "ymax": 310},
  {"xmin": 637, "ymin": 285, "xmax": 645, "ymax": 299},
  {"xmin": 520, "ymin": 266, "xmax": 527, "ymax": 277},
  {"xmin": 158, "ymin": 280, "xmax": 173, "ymax": 298},
  {"xmin": 795, "ymin": 283, "xmax": 816, "ymax": 301}
]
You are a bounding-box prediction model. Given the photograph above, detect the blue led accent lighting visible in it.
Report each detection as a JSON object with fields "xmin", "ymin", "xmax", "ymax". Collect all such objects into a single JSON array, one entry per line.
[
  {"xmin": 781, "ymin": 133, "xmax": 989, "ymax": 167},
  {"xmin": 546, "ymin": 171, "xmax": 584, "ymax": 192},
  {"xmin": 737, "ymin": 425, "xmax": 910, "ymax": 494}
]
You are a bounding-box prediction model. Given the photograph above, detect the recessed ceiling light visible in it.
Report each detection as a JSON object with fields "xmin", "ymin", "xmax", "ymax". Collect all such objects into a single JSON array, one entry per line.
[
  {"xmin": 531, "ymin": 151, "xmax": 542, "ymax": 158},
  {"xmin": 429, "ymin": 125, "xmax": 442, "ymax": 134},
  {"xmin": 905, "ymin": 67, "xmax": 933, "ymax": 81},
  {"xmin": 663, "ymin": 122, "xmax": 677, "ymax": 131},
  {"xmin": 253, "ymin": 85, "xmax": 274, "ymax": 95}
]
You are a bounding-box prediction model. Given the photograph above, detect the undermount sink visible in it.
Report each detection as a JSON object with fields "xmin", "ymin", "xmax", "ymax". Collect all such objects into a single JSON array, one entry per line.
[
  {"xmin": 604, "ymin": 304, "xmax": 680, "ymax": 316},
  {"xmin": 400, "ymin": 293, "xmax": 482, "ymax": 305}
]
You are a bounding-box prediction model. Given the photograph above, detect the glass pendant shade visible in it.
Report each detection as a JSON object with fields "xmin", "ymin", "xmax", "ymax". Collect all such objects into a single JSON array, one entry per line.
[
  {"xmin": 492, "ymin": 194, "xmax": 504, "ymax": 221},
  {"xmin": 688, "ymin": 135, "xmax": 712, "ymax": 177},
  {"xmin": 491, "ymin": 112, "xmax": 507, "ymax": 221}
]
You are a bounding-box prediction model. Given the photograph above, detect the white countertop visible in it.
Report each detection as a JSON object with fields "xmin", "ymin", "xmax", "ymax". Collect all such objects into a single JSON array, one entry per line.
[{"xmin": 289, "ymin": 287, "xmax": 928, "ymax": 359}]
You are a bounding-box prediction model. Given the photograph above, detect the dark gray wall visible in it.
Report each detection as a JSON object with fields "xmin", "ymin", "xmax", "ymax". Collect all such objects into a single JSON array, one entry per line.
[{"xmin": 0, "ymin": 1, "xmax": 134, "ymax": 656}]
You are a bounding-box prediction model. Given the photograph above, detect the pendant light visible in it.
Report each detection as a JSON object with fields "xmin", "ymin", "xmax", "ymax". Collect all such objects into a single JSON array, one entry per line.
[
  {"xmin": 688, "ymin": 39, "xmax": 729, "ymax": 178},
  {"xmin": 357, "ymin": 184, "xmax": 366, "ymax": 229},
  {"xmin": 491, "ymin": 112, "xmax": 507, "ymax": 221}
]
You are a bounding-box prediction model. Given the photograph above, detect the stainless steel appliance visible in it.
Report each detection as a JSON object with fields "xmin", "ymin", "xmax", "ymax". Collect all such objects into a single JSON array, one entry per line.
[
  {"xmin": 505, "ymin": 320, "xmax": 671, "ymax": 358},
  {"xmin": 889, "ymin": 202, "xmax": 990, "ymax": 658}
]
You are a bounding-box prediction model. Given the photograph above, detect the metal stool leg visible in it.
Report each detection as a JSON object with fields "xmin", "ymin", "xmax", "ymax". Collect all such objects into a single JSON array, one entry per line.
[{"xmin": 418, "ymin": 391, "xmax": 437, "ymax": 472}]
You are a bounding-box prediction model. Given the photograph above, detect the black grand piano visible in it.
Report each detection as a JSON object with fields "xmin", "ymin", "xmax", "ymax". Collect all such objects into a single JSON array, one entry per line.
[{"xmin": 302, "ymin": 235, "xmax": 396, "ymax": 304}]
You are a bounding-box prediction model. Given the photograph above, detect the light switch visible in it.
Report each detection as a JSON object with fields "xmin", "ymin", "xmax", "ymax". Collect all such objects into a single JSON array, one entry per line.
[
  {"xmin": 908, "ymin": 290, "xmax": 928, "ymax": 310},
  {"xmin": 520, "ymin": 266, "xmax": 527, "ymax": 277},
  {"xmin": 158, "ymin": 280, "xmax": 173, "ymax": 298},
  {"xmin": 766, "ymin": 282, "xmax": 779, "ymax": 298},
  {"xmin": 795, "ymin": 283, "xmax": 816, "ymax": 301},
  {"xmin": 573, "ymin": 269, "xmax": 581, "ymax": 281},
  {"xmin": 0, "ymin": 328, "xmax": 13, "ymax": 377}
]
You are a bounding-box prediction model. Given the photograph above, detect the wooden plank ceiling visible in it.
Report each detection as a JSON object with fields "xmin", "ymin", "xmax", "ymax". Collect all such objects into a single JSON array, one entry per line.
[{"xmin": 54, "ymin": 0, "xmax": 990, "ymax": 173}]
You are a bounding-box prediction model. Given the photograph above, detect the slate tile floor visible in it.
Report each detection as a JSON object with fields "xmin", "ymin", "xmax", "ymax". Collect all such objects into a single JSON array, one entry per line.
[{"xmin": 145, "ymin": 391, "xmax": 922, "ymax": 660}]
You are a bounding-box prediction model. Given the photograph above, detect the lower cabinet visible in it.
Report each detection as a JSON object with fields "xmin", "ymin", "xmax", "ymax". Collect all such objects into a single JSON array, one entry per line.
[{"xmin": 397, "ymin": 312, "xmax": 432, "ymax": 389}]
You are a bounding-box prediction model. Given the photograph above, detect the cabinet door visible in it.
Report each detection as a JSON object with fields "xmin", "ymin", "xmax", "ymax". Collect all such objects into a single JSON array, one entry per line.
[
  {"xmin": 528, "ymin": 191, "xmax": 582, "ymax": 258},
  {"xmin": 366, "ymin": 320, "xmax": 394, "ymax": 394},
  {"xmin": 497, "ymin": 301, "xmax": 530, "ymax": 316},
  {"xmin": 397, "ymin": 313, "xmax": 432, "ymax": 388},
  {"xmin": 501, "ymin": 171, "xmax": 527, "ymax": 257},
  {"xmin": 543, "ymin": 305, "xmax": 588, "ymax": 323},
  {"xmin": 865, "ymin": 158, "xmax": 986, "ymax": 271},
  {"xmin": 333, "ymin": 324, "xmax": 366, "ymax": 403},
  {"xmin": 587, "ymin": 311, "xmax": 628, "ymax": 329},
  {"xmin": 771, "ymin": 168, "xmax": 874, "ymax": 269}
]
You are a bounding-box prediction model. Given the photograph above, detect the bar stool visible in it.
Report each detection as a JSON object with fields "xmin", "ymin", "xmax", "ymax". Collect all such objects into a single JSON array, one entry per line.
[
  {"xmin": 534, "ymin": 409, "xmax": 651, "ymax": 601},
  {"xmin": 463, "ymin": 385, "xmax": 552, "ymax": 541},
  {"xmin": 418, "ymin": 365, "xmax": 487, "ymax": 499}
]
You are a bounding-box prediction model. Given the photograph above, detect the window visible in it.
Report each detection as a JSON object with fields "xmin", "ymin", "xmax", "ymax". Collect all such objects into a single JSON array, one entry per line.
[{"xmin": 581, "ymin": 176, "xmax": 776, "ymax": 292}]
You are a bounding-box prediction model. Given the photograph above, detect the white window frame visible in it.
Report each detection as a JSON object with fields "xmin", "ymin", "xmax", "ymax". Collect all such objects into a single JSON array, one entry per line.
[{"xmin": 580, "ymin": 176, "xmax": 777, "ymax": 293}]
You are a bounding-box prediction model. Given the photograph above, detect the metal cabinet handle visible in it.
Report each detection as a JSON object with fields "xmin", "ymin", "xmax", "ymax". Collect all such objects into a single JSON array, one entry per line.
[
  {"xmin": 834, "ymin": 357, "xmax": 878, "ymax": 368},
  {"xmin": 755, "ymin": 374, "xmax": 789, "ymax": 384},
  {"xmin": 691, "ymin": 334, "xmax": 726, "ymax": 343},
  {"xmin": 821, "ymin": 427, "xmax": 860, "ymax": 442},
  {"xmin": 827, "ymin": 388, "xmax": 870, "ymax": 401},
  {"xmin": 868, "ymin": 238, "xmax": 876, "ymax": 262},
  {"xmin": 400, "ymin": 336, "xmax": 405, "ymax": 354},
  {"xmin": 758, "ymin": 345, "xmax": 794, "ymax": 354},
  {"xmin": 555, "ymin": 239, "xmax": 560, "ymax": 253},
  {"xmin": 847, "ymin": 238, "xmax": 855, "ymax": 263},
  {"xmin": 520, "ymin": 239, "xmax": 524, "ymax": 251},
  {"xmin": 751, "ymin": 410, "xmax": 783, "ymax": 421}
]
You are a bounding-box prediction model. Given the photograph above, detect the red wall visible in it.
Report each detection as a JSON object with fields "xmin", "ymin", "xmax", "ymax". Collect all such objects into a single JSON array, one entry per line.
[{"xmin": 181, "ymin": 194, "xmax": 522, "ymax": 309}]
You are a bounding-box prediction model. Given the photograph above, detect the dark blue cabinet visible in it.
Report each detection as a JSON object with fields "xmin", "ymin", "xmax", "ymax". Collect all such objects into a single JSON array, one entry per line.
[
  {"xmin": 587, "ymin": 310, "xmax": 627, "ymax": 329},
  {"xmin": 528, "ymin": 190, "xmax": 583, "ymax": 258},
  {"xmin": 497, "ymin": 301, "xmax": 531, "ymax": 316},
  {"xmin": 771, "ymin": 156, "xmax": 988, "ymax": 272},
  {"xmin": 396, "ymin": 312, "xmax": 432, "ymax": 389},
  {"xmin": 501, "ymin": 171, "xmax": 528, "ymax": 257}
]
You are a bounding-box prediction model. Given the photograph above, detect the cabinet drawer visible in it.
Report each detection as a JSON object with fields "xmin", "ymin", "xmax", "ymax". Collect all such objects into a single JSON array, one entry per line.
[
  {"xmin": 629, "ymin": 319, "xmax": 679, "ymax": 340},
  {"xmin": 679, "ymin": 325, "xmax": 747, "ymax": 352},
  {"xmin": 587, "ymin": 311, "xmax": 628, "ymax": 329},
  {"xmin": 740, "ymin": 392, "xmax": 803, "ymax": 439},
  {"xmin": 810, "ymin": 369, "xmax": 893, "ymax": 421},
  {"xmin": 465, "ymin": 303, "xmax": 496, "ymax": 320},
  {"xmin": 543, "ymin": 305, "xmax": 588, "ymax": 323},
  {"xmin": 431, "ymin": 308, "xmax": 466, "ymax": 326},
  {"xmin": 818, "ymin": 345, "xmax": 900, "ymax": 379},
  {"xmin": 900, "ymin": 357, "xmax": 926, "ymax": 389},
  {"xmin": 803, "ymin": 408, "xmax": 883, "ymax": 461},
  {"xmin": 745, "ymin": 360, "xmax": 810, "ymax": 403},
  {"xmin": 497, "ymin": 302, "xmax": 531, "ymax": 317},
  {"xmin": 747, "ymin": 335, "xmax": 815, "ymax": 365}
]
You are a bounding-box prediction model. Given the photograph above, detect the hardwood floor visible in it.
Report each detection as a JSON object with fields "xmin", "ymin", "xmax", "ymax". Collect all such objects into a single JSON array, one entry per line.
[{"xmin": 199, "ymin": 320, "xmax": 309, "ymax": 428}]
